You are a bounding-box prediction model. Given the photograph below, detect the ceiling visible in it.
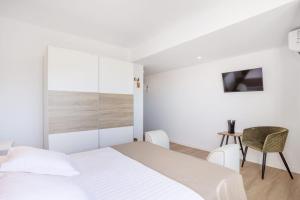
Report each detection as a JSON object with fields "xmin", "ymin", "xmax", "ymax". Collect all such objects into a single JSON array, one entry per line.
[
  {"xmin": 138, "ymin": 1, "xmax": 300, "ymax": 74},
  {"xmin": 0, "ymin": 0, "xmax": 299, "ymax": 74},
  {"xmin": 0, "ymin": 0, "xmax": 214, "ymax": 48}
]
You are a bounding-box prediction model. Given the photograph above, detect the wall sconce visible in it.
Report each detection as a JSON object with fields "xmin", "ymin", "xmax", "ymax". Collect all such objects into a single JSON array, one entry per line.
[{"xmin": 134, "ymin": 77, "xmax": 140, "ymax": 88}]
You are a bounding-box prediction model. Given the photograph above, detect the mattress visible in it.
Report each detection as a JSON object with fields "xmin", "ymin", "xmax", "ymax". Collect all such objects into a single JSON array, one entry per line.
[
  {"xmin": 70, "ymin": 147, "xmax": 204, "ymax": 200},
  {"xmin": 113, "ymin": 142, "xmax": 247, "ymax": 200}
]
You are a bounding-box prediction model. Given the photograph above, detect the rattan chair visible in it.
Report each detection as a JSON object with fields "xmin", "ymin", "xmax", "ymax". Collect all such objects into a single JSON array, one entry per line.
[{"xmin": 241, "ymin": 126, "xmax": 293, "ymax": 179}]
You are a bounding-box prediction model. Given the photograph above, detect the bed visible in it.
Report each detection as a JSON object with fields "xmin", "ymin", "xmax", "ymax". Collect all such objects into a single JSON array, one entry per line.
[
  {"xmin": 0, "ymin": 142, "xmax": 247, "ymax": 200},
  {"xmin": 71, "ymin": 142, "xmax": 247, "ymax": 200}
]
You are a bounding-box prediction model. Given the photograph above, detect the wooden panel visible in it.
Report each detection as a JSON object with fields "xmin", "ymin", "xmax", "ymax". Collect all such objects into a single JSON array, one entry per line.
[
  {"xmin": 48, "ymin": 91, "xmax": 99, "ymax": 134},
  {"xmin": 48, "ymin": 91, "xmax": 133, "ymax": 133},
  {"xmin": 99, "ymin": 93, "xmax": 133, "ymax": 129}
]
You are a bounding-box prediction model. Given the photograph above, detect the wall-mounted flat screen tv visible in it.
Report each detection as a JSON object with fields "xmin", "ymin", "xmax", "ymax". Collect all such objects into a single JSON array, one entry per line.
[{"xmin": 222, "ymin": 68, "xmax": 264, "ymax": 92}]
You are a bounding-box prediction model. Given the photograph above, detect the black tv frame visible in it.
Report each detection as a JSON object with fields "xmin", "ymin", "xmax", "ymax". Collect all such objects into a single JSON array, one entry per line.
[{"xmin": 222, "ymin": 67, "xmax": 264, "ymax": 93}]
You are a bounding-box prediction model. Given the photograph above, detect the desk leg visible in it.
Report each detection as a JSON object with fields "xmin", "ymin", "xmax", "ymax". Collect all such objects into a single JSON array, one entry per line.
[
  {"xmin": 238, "ymin": 136, "xmax": 244, "ymax": 156},
  {"xmin": 226, "ymin": 135, "xmax": 229, "ymax": 145},
  {"xmin": 220, "ymin": 135, "xmax": 225, "ymax": 147},
  {"xmin": 234, "ymin": 136, "xmax": 237, "ymax": 144}
]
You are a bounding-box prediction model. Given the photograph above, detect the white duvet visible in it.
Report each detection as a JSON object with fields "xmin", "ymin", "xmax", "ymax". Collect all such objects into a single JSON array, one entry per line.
[
  {"xmin": 70, "ymin": 147, "xmax": 204, "ymax": 200},
  {"xmin": 0, "ymin": 173, "xmax": 90, "ymax": 200},
  {"xmin": 0, "ymin": 148, "xmax": 204, "ymax": 200}
]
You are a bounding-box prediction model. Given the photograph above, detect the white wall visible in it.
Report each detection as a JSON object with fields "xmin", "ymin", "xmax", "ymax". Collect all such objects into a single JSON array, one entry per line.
[
  {"xmin": 0, "ymin": 17, "xmax": 130, "ymax": 148},
  {"xmin": 145, "ymin": 47, "xmax": 300, "ymax": 173}
]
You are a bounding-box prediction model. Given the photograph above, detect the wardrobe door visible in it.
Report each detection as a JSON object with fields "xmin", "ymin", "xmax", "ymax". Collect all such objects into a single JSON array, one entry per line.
[
  {"xmin": 47, "ymin": 46, "xmax": 99, "ymax": 92},
  {"xmin": 46, "ymin": 46, "xmax": 99, "ymax": 153},
  {"xmin": 99, "ymin": 57, "xmax": 133, "ymax": 94},
  {"xmin": 98, "ymin": 57, "xmax": 134, "ymax": 147}
]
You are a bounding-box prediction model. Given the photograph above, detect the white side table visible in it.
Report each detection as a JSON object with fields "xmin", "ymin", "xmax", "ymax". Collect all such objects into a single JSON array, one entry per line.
[{"xmin": 0, "ymin": 141, "xmax": 13, "ymax": 155}]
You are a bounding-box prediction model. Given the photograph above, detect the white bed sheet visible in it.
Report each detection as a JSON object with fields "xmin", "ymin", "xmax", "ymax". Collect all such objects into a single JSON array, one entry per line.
[
  {"xmin": 70, "ymin": 147, "xmax": 204, "ymax": 200},
  {"xmin": 0, "ymin": 173, "xmax": 90, "ymax": 200}
]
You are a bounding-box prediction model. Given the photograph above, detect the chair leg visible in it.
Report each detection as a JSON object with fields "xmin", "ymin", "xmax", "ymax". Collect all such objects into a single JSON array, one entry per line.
[
  {"xmin": 279, "ymin": 152, "xmax": 294, "ymax": 179},
  {"xmin": 241, "ymin": 146, "xmax": 248, "ymax": 167},
  {"xmin": 238, "ymin": 136, "xmax": 245, "ymax": 156},
  {"xmin": 220, "ymin": 135, "xmax": 225, "ymax": 147},
  {"xmin": 226, "ymin": 135, "xmax": 229, "ymax": 145},
  {"xmin": 262, "ymin": 152, "xmax": 267, "ymax": 179}
]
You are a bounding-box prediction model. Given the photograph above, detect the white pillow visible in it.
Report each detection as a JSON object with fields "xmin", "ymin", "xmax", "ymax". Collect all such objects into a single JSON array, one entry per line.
[
  {"xmin": 0, "ymin": 173, "xmax": 90, "ymax": 200},
  {"xmin": 0, "ymin": 146, "xmax": 79, "ymax": 176}
]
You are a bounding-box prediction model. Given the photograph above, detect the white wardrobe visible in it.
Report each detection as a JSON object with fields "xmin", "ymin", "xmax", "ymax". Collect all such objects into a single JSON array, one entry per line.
[{"xmin": 44, "ymin": 46, "xmax": 135, "ymax": 153}]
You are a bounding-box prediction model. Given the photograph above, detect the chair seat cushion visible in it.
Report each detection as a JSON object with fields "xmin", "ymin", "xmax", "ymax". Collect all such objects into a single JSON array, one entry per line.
[{"xmin": 243, "ymin": 140, "xmax": 264, "ymax": 151}]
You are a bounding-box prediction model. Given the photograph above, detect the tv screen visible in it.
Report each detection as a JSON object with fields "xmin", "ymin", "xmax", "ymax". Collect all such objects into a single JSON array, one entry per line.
[{"xmin": 222, "ymin": 68, "xmax": 264, "ymax": 92}]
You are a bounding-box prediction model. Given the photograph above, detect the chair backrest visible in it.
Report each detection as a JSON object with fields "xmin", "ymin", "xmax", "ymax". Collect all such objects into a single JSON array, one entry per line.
[
  {"xmin": 244, "ymin": 126, "xmax": 288, "ymax": 141},
  {"xmin": 207, "ymin": 144, "xmax": 240, "ymax": 172},
  {"xmin": 243, "ymin": 127, "xmax": 288, "ymax": 152},
  {"xmin": 145, "ymin": 130, "xmax": 170, "ymax": 149}
]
